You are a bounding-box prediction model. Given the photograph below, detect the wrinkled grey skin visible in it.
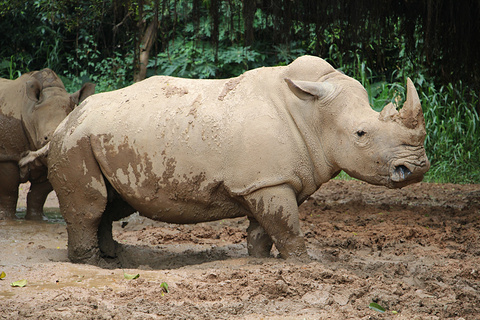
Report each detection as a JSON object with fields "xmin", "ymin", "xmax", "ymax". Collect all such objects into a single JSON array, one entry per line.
[
  {"xmin": 0, "ymin": 69, "xmax": 95, "ymax": 220},
  {"xmin": 47, "ymin": 56, "xmax": 430, "ymax": 264}
]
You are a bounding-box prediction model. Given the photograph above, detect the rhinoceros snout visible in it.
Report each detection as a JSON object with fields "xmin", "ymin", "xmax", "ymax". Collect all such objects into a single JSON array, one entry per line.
[{"xmin": 390, "ymin": 156, "xmax": 430, "ymax": 187}]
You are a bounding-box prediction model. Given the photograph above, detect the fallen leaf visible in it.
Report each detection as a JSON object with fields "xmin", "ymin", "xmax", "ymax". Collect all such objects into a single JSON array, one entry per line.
[
  {"xmin": 10, "ymin": 279, "xmax": 27, "ymax": 287},
  {"xmin": 0, "ymin": 271, "xmax": 5, "ymax": 279},
  {"xmin": 160, "ymin": 282, "xmax": 169, "ymax": 293},
  {"xmin": 124, "ymin": 273, "xmax": 140, "ymax": 280},
  {"xmin": 369, "ymin": 302, "xmax": 386, "ymax": 313}
]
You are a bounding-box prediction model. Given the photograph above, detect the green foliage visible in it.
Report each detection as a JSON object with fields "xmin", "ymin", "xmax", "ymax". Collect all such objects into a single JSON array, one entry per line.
[
  {"xmin": 63, "ymin": 31, "xmax": 134, "ymax": 93},
  {"xmin": 421, "ymin": 83, "xmax": 480, "ymax": 183},
  {"xmin": 152, "ymin": 40, "xmax": 264, "ymax": 79}
]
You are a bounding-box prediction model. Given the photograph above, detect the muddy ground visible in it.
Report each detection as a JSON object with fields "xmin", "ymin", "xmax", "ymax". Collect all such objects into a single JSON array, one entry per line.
[{"xmin": 1, "ymin": 180, "xmax": 480, "ymax": 319}]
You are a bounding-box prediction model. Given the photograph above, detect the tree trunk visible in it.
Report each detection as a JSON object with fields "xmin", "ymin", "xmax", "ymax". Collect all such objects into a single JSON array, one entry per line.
[
  {"xmin": 134, "ymin": 19, "xmax": 157, "ymax": 82},
  {"xmin": 243, "ymin": 0, "xmax": 255, "ymax": 46}
]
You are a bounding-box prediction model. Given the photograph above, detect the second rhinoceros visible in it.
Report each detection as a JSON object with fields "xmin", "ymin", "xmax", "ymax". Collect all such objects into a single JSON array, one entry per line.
[
  {"xmin": 0, "ymin": 69, "xmax": 95, "ymax": 220},
  {"xmin": 47, "ymin": 55, "xmax": 430, "ymax": 264}
]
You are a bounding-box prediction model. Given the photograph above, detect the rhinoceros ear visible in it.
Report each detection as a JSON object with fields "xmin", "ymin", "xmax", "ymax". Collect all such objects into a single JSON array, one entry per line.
[
  {"xmin": 285, "ymin": 78, "xmax": 335, "ymax": 101},
  {"xmin": 26, "ymin": 79, "xmax": 42, "ymax": 102},
  {"xmin": 71, "ymin": 82, "xmax": 96, "ymax": 105}
]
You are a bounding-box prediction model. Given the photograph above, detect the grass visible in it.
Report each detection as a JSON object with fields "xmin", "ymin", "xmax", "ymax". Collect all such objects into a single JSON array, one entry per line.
[{"xmin": 421, "ymin": 82, "xmax": 479, "ymax": 183}]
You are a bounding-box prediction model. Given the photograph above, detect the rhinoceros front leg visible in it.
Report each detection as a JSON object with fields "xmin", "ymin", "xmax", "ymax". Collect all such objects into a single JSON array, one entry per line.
[
  {"xmin": 25, "ymin": 180, "xmax": 53, "ymax": 220},
  {"xmin": 244, "ymin": 185, "xmax": 308, "ymax": 261},
  {"xmin": 0, "ymin": 162, "xmax": 20, "ymax": 220}
]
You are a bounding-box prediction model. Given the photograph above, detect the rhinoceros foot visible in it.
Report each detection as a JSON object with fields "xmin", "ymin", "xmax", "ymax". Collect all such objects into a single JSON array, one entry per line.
[
  {"xmin": 247, "ymin": 217, "xmax": 274, "ymax": 258},
  {"xmin": 68, "ymin": 246, "xmax": 102, "ymax": 265},
  {"xmin": 277, "ymin": 237, "xmax": 311, "ymax": 263},
  {"xmin": 0, "ymin": 209, "xmax": 16, "ymax": 220},
  {"xmin": 24, "ymin": 208, "xmax": 47, "ymax": 221},
  {"xmin": 0, "ymin": 200, "xmax": 17, "ymax": 220}
]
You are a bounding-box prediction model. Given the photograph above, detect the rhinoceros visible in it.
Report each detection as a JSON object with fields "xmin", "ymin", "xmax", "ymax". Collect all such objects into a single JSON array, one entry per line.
[
  {"xmin": 0, "ymin": 69, "xmax": 95, "ymax": 220},
  {"xmin": 47, "ymin": 55, "xmax": 429, "ymax": 264}
]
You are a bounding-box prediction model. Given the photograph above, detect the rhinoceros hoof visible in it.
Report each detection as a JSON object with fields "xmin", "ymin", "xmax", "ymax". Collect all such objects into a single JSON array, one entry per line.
[
  {"xmin": 68, "ymin": 247, "xmax": 103, "ymax": 265},
  {"xmin": 0, "ymin": 209, "xmax": 17, "ymax": 220},
  {"xmin": 280, "ymin": 251, "xmax": 311, "ymax": 263},
  {"xmin": 99, "ymin": 239, "xmax": 120, "ymax": 259},
  {"xmin": 24, "ymin": 212, "xmax": 46, "ymax": 221},
  {"xmin": 247, "ymin": 244, "xmax": 272, "ymax": 258}
]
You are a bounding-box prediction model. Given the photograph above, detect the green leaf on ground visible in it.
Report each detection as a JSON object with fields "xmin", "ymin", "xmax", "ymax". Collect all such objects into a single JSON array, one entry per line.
[
  {"xmin": 0, "ymin": 271, "xmax": 5, "ymax": 279},
  {"xmin": 10, "ymin": 279, "xmax": 27, "ymax": 287},
  {"xmin": 160, "ymin": 282, "xmax": 169, "ymax": 294},
  {"xmin": 369, "ymin": 302, "xmax": 386, "ymax": 313},
  {"xmin": 123, "ymin": 273, "xmax": 140, "ymax": 280}
]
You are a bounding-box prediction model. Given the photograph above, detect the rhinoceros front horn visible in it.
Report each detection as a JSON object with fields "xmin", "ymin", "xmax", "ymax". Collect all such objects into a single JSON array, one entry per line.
[
  {"xmin": 398, "ymin": 78, "xmax": 425, "ymax": 129},
  {"xmin": 379, "ymin": 78, "xmax": 425, "ymax": 130}
]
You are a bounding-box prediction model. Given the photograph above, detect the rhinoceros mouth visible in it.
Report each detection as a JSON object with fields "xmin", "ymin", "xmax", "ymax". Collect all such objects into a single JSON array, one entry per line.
[{"xmin": 391, "ymin": 165, "xmax": 412, "ymax": 182}]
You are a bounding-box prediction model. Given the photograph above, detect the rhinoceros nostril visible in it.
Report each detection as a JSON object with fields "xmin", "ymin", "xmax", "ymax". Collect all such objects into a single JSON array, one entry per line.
[{"xmin": 394, "ymin": 165, "xmax": 411, "ymax": 181}]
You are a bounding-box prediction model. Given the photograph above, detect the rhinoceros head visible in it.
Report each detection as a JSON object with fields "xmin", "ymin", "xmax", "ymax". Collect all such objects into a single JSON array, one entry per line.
[
  {"xmin": 22, "ymin": 69, "xmax": 95, "ymax": 150},
  {"xmin": 287, "ymin": 76, "xmax": 430, "ymax": 189}
]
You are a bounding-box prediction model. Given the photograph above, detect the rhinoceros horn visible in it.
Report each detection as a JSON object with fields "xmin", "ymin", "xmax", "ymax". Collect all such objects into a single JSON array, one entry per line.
[
  {"xmin": 379, "ymin": 102, "xmax": 399, "ymax": 121},
  {"xmin": 379, "ymin": 78, "xmax": 425, "ymax": 130}
]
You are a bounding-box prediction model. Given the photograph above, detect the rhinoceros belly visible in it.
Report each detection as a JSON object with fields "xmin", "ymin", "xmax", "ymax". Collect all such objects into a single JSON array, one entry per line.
[{"xmin": 89, "ymin": 133, "xmax": 249, "ymax": 224}]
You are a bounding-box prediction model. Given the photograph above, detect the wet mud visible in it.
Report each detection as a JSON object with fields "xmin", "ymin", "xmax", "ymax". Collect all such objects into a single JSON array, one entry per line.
[{"xmin": 1, "ymin": 180, "xmax": 479, "ymax": 319}]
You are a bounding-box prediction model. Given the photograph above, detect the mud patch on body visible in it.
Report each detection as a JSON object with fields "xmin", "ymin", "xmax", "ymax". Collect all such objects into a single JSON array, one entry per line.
[
  {"xmin": 162, "ymin": 85, "xmax": 189, "ymax": 98},
  {"xmin": 218, "ymin": 75, "xmax": 244, "ymax": 101}
]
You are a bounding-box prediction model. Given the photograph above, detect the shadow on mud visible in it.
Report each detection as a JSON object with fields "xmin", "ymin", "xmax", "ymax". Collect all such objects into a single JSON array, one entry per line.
[{"xmin": 113, "ymin": 242, "xmax": 248, "ymax": 270}]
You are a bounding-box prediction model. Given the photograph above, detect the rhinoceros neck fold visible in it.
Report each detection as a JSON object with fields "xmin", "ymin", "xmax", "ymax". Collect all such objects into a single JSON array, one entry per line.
[
  {"xmin": 20, "ymin": 115, "xmax": 37, "ymax": 151},
  {"xmin": 282, "ymin": 97, "xmax": 337, "ymax": 190}
]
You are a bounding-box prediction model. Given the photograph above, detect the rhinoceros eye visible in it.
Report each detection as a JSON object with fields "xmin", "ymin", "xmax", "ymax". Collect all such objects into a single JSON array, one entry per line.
[{"xmin": 356, "ymin": 130, "xmax": 366, "ymax": 137}]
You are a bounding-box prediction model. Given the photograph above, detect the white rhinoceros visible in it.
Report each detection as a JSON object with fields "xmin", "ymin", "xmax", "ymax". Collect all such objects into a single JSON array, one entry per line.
[{"xmin": 47, "ymin": 55, "xmax": 430, "ymax": 264}]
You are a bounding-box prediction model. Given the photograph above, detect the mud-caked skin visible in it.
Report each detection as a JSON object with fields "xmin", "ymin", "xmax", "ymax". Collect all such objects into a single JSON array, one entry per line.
[
  {"xmin": 47, "ymin": 56, "xmax": 430, "ymax": 264},
  {"xmin": 0, "ymin": 69, "xmax": 95, "ymax": 220}
]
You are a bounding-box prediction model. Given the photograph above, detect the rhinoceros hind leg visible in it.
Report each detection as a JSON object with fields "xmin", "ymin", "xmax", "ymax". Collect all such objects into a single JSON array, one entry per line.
[
  {"xmin": 50, "ymin": 143, "xmax": 110, "ymax": 265},
  {"xmin": 25, "ymin": 180, "xmax": 53, "ymax": 220},
  {"xmin": 246, "ymin": 217, "xmax": 273, "ymax": 257}
]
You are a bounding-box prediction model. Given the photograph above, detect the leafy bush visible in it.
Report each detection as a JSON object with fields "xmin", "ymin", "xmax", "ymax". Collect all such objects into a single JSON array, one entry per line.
[{"xmin": 62, "ymin": 31, "xmax": 134, "ymax": 93}]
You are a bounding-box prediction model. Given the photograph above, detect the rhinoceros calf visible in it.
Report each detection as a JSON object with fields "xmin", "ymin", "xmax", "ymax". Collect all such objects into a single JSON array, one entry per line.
[
  {"xmin": 47, "ymin": 55, "xmax": 429, "ymax": 264},
  {"xmin": 0, "ymin": 69, "xmax": 95, "ymax": 220}
]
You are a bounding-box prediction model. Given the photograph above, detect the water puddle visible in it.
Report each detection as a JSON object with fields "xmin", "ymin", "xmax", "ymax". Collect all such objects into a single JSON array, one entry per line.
[{"xmin": 14, "ymin": 207, "xmax": 64, "ymax": 224}]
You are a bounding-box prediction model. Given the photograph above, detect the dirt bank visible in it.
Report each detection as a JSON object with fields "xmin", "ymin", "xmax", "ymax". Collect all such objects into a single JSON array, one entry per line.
[{"xmin": 1, "ymin": 180, "xmax": 479, "ymax": 319}]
